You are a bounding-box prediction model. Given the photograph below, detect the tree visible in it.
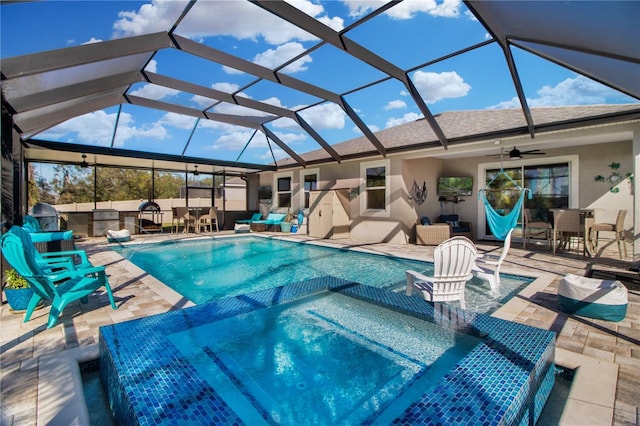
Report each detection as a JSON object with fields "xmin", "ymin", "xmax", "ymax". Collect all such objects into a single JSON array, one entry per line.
[
  {"xmin": 154, "ymin": 171, "xmax": 183, "ymax": 199},
  {"xmin": 50, "ymin": 164, "xmax": 93, "ymax": 204}
]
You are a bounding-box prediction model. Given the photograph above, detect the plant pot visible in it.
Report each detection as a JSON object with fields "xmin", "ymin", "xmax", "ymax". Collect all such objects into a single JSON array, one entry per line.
[
  {"xmin": 4, "ymin": 287, "xmax": 35, "ymax": 312},
  {"xmin": 280, "ymin": 222, "xmax": 292, "ymax": 233}
]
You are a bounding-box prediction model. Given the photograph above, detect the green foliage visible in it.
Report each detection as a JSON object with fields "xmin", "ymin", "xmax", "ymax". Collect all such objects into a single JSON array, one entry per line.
[
  {"xmin": 28, "ymin": 165, "xmax": 189, "ymax": 204},
  {"xmin": 4, "ymin": 269, "xmax": 29, "ymax": 289},
  {"xmin": 154, "ymin": 172, "xmax": 183, "ymax": 198}
]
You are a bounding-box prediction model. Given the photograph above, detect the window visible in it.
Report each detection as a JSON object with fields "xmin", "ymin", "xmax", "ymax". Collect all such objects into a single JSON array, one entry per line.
[
  {"xmin": 300, "ymin": 169, "xmax": 318, "ymax": 209},
  {"xmin": 480, "ymin": 156, "xmax": 576, "ymax": 238},
  {"xmin": 523, "ymin": 163, "xmax": 570, "ymax": 215},
  {"xmin": 276, "ymin": 175, "xmax": 292, "ymax": 208},
  {"xmin": 360, "ymin": 160, "xmax": 390, "ymax": 216}
]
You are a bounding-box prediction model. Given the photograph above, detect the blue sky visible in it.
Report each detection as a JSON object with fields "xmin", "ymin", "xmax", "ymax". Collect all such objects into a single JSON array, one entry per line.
[{"xmin": 1, "ymin": 0, "xmax": 636, "ymax": 168}]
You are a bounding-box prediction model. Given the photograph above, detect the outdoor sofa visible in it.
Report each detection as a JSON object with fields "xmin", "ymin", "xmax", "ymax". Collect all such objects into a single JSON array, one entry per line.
[{"xmin": 250, "ymin": 213, "xmax": 287, "ymax": 232}]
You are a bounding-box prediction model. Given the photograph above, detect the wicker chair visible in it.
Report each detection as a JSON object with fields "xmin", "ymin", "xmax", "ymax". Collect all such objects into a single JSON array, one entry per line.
[{"xmin": 416, "ymin": 222, "xmax": 451, "ymax": 245}]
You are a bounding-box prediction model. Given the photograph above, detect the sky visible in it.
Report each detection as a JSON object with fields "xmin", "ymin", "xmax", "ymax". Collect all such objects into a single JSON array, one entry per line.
[{"xmin": 1, "ymin": 0, "xmax": 637, "ymax": 170}]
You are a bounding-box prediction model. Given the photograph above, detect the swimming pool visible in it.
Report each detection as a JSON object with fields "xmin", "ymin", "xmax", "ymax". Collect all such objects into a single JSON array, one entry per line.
[
  {"xmin": 100, "ymin": 278, "xmax": 555, "ymax": 425},
  {"xmin": 112, "ymin": 236, "xmax": 533, "ymax": 313}
]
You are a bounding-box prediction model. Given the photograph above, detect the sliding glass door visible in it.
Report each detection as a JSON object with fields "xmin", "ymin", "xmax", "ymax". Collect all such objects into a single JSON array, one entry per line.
[{"xmin": 483, "ymin": 162, "xmax": 570, "ymax": 238}]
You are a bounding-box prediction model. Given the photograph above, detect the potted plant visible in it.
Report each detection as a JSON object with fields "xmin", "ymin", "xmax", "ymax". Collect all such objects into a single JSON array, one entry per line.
[
  {"xmin": 3, "ymin": 268, "xmax": 34, "ymax": 312},
  {"xmin": 280, "ymin": 209, "xmax": 294, "ymax": 232}
]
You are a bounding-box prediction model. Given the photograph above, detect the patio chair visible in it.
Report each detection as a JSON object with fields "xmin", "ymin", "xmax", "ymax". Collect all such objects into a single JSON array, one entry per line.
[
  {"xmin": 1, "ymin": 225, "xmax": 117, "ymax": 328},
  {"xmin": 175, "ymin": 207, "xmax": 196, "ymax": 233},
  {"xmin": 472, "ymin": 228, "xmax": 513, "ymax": 292},
  {"xmin": 198, "ymin": 207, "xmax": 219, "ymax": 233},
  {"xmin": 171, "ymin": 207, "xmax": 180, "ymax": 233},
  {"xmin": 589, "ymin": 209, "xmax": 627, "ymax": 259},
  {"xmin": 11, "ymin": 225, "xmax": 93, "ymax": 273},
  {"xmin": 406, "ymin": 236, "xmax": 477, "ymax": 309},
  {"xmin": 523, "ymin": 209, "xmax": 551, "ymax": 249}
]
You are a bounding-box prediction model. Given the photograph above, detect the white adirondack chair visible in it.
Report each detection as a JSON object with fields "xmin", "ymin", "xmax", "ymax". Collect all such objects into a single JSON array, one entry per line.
[
  {"xmin": 406, "ymin": 236, "xmax": 477, "ymax": 309},
  {"xmin": 472, "ymin": 228, "xmax": 513, "ymax": 293}
]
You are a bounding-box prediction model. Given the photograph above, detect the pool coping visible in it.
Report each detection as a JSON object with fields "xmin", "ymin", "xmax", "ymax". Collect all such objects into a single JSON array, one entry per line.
[{"xmin": 36, "ymin": 235, "xmax": 616, "ymax": 425}]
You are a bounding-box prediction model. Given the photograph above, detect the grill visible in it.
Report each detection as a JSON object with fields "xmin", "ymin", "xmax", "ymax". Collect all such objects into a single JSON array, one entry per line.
[
  {"xmin": 138, "ymin": 201, "xmax": 163, "ymax": 233},
  {"xmin": 28, "ymin": 202, "xmax": 60, "ymax": 231}
]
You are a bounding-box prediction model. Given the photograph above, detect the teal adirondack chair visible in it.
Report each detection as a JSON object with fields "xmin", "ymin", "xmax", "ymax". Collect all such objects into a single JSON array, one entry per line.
[
  {"xmin": 1, "ymin": 226, "xmax": 117, "ymax": 328},
  {"xmin": 11, "ymin": 225, "xmax": 92, "ymax": 273}
]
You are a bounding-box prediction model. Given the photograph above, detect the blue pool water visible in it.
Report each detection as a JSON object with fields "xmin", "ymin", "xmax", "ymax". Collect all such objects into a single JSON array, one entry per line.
[
  {"xmin": 168, "ymin": 291, "xmax": 481, "ymax": 424},
  {"xmin": 113, "ymin": 236, "xmax": 532, "ymax": 313},
  {"xmin": 100, "ymin": 279, "xmax": 556, "ymax": 425}
]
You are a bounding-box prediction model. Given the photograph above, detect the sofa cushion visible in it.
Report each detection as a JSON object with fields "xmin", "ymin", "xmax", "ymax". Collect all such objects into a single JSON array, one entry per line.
[
  {"xmin": 439, "ymin": 214, "xmax": 459, "ymax": 223},
  {"xmin": 452, "ymin": 226, "xmax": 471, "ymax": 234}
]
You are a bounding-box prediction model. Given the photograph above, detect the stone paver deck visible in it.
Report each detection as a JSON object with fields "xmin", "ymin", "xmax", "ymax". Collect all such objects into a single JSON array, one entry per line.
[{"xmin": 1, "ymin": 232, "xmax": 638, "ymax": 425}]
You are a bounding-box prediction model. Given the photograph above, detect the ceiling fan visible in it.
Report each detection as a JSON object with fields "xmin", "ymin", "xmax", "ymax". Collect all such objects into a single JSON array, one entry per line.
[
  {"xmin": 489, "ymin": 147, "xmax": 546, "ymax": 160},
  {"xmin": 507, "ymin": 147, "xmax": 545, "ymax": 159}
]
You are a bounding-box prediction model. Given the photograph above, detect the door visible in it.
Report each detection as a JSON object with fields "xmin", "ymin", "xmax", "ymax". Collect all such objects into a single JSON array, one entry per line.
[{"xmin": 309, "ymin": 191, "xmax": 333, "ymax": 238}]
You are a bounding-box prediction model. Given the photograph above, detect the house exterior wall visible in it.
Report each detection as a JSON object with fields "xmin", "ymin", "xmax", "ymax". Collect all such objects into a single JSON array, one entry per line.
[{"xmin": 261, "ymin": 122, "xmax": 637, "ymax": 253}]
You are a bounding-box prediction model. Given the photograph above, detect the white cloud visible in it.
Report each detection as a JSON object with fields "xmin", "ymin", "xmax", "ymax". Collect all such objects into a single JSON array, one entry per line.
[
  {"xmin": 274, "ymin": 131, "xmax": 307, "ymax": 146},
  {"xmin": 385, "ymin": 112, "xmax": 422, "ymax": 128},
  {"xmin": 411, "ymin": 70, "xmax": 471, "ymax": 103},
  {"xmin": 271, "ymin": 116, "xmax": 302, "ymax": 131},
  {"xmin": 384, "ymin": 100, "xmax": 407, "ymax": 110},
  {"xmin": 113, "ymin": 0, "xmax": 344, "ymax": 45},
  {"xmin": 353, "ymin": 124, "xmax": 380, "ymax": 134},
  {"xmin": 213, "ymin": 82, "xmax": 240, "ymax": 93},
  {"xmin": 129, "ymin": 83, "xmax": 180, "ymax": 101},
  {"xmin": 82, "ymin": 37, "xmax": 103, "ymax": 45},
  {"xmin": 41, "ymin": 110, "xmax": 169, "ymax": 147},
  {"xmin": 144, "ymin": 59, "xmax": 158, "ymax": 73},
  {"xmin": 254, "ymin": 42, "xmax": 312, "ymax": 73},
  {"xmin": 191, "ymin": 94, "xmax": 220, "ymax": 108},
  {"xmin": 255, "ymin": 147, "xmax": 287, "ymax": 161},
  {"xmin": 112, "ymin": 0, "xmax": 188, "ymax": 38},
  {"xmin": 343, "ymin": 0, "xmax": 389, "ymax": 18},
  {"xmin": 343, "ymin": 0, "xmax": 461, "ymax": 19},
  {"xmin": 298, "ymin": 103, "xmax": 345, "ymax": 130},
  {"xmin": 114, "ymin": 119, "xmax": 168, "ymax": 145},
  {"xmin": 488, "ymin": 75, "xmax": 634, "ymax": 109},
  {"xmin": 160, "ymin": 112, "xmax": 198, "ymax": 130},
  {"xmin": 212, "ymin": 130, "xmax": 259, "ymax": 151}
]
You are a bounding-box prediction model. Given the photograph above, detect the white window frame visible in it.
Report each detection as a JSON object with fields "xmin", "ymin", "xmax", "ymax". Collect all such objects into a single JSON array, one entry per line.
[
  {"xmin": 360, "ymin": 159, "xmax": 390, "ymax": 217},
  {"xmin": 477, "ymin": 155, "xmax": 579, "ymax": 240},
  {"xmin": 273, "ymin": 171, "xmax": 294, "ymax": 209},
  {"xmin": 299, "ymin": 168, "xmax": 319, "ymax": 210}
]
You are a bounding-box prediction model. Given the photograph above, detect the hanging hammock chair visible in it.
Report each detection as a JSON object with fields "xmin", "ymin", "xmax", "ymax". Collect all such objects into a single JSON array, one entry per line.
[{"xmin": 479, "ymin": 169, "xmax": 531, "ymax": 240}]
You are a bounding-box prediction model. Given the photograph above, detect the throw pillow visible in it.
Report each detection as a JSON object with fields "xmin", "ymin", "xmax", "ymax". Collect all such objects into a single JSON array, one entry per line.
[
  {"xmin": 420, "ymin": 216, "xmax": 431, "ymax": 225},
  {"xmin": 447, "ymin": 220, "xmax": 460, "ymax": 228}
]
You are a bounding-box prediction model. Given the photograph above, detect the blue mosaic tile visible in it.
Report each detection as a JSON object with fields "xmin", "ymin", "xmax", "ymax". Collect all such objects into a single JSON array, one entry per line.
[{"xmin": 100, "ymin": 278, "xmax": 555, "ymax": 425}]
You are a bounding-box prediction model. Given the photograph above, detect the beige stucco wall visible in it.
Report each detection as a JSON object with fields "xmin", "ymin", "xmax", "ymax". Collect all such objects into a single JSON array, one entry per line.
[{"xmin": 260, "ymin": 123, "xmax": 637, "ymax": 258}]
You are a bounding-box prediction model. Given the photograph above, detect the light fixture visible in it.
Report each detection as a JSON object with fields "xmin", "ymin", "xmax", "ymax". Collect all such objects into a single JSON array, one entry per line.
[
  {"xmin": 193, "ymin": 165, "xmax": 199, "ymax": 176},
  {"xmin": 509, "ymin": 148, "xmax": 521, "ymax": 160},
  {"xmin": 80, "ymin": 154, "xmax": 89, "ymax": 168}
]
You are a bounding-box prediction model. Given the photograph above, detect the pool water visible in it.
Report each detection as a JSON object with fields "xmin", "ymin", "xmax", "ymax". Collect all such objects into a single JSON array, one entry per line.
[
  {"xmin": 113, "ymin": 236, "xmax": 532, "ymax": 313},
  {"xmin": 100, "ymin": 278, "xmax": 556, "ymax": 425},
  {"xmin": 167, "ymin": 291, "xmax": 480, "ymax": 425}
]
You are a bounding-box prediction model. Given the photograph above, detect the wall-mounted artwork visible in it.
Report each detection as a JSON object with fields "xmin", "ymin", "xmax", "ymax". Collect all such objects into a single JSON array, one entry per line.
[
  {"xmin": 594, "ymin": 162, "xmax": 633, "ymax": 193},
  {"xmin": 410, "ymin": 180, "xmax": 427, "ymax": 205}
]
